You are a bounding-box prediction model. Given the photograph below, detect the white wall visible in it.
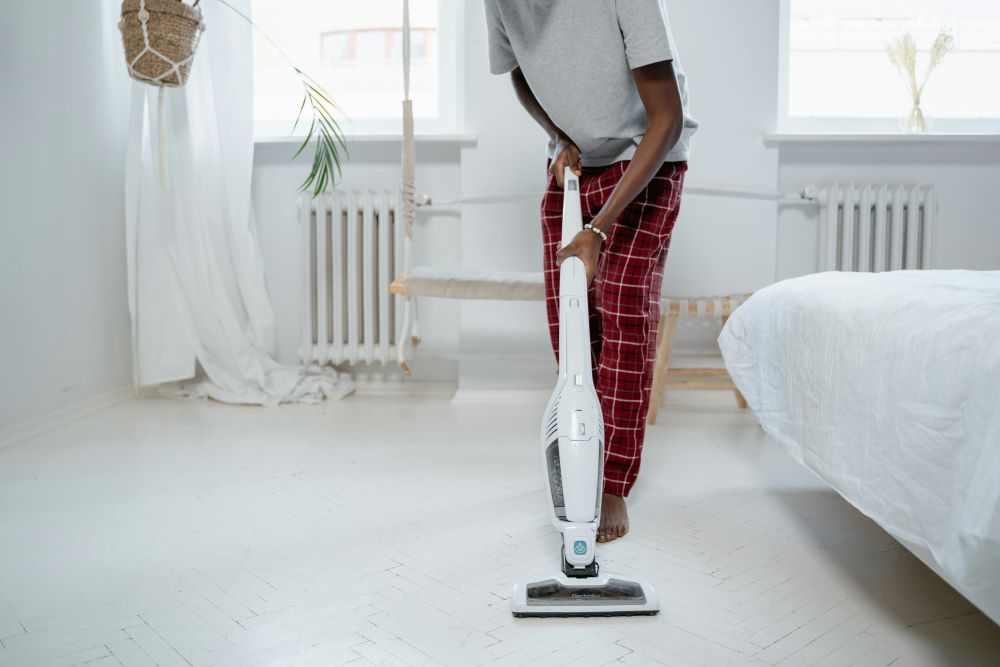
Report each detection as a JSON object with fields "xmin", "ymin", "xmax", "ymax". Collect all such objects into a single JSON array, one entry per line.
[
  {"xmin": 648, "ymin": 0, "xmax": 781, "ymax": 352},
  {"xmin": 0, "ymin": 3, "xmax": 132, "ymax": 429},
  {"xmin": 251, "ymin": 0, "xmax": 1000, "ymax": 388}
]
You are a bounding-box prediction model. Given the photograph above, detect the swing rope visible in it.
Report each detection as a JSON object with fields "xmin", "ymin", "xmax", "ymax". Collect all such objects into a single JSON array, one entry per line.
[{"xmin": 397, "ymin": 0, "xmax": 418, "ymax": 374}]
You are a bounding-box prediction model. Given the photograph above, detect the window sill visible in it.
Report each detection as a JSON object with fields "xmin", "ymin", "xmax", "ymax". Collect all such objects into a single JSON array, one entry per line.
[
  {"xmin": 763, "ymin": 132, "xmax": 1000, "ymax": 148},
  {"xmin": 254, "ymin": 133, "xmax": 478, "ymax": 148}
]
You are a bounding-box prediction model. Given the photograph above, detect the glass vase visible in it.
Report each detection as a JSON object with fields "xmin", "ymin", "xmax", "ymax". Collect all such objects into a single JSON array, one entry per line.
[{"xmin": 901, "ymin": 103, "xmax": 928, "ymax": 134}]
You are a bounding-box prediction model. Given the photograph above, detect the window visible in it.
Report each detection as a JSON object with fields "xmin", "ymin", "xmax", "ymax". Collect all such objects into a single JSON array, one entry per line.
[
  {"xmin": 252, "ymin": 0, "xmax": 459, "ymax": 137},
  {"xmin": 780, "ymin": 0, "xmax": 1000, "ymax": 132}
]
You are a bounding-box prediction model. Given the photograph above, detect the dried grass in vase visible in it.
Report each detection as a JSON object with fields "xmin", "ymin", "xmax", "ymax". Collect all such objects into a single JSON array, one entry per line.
[{"xmin": 887, "ymin": 29, "xmax": 955, "ymax": 134}]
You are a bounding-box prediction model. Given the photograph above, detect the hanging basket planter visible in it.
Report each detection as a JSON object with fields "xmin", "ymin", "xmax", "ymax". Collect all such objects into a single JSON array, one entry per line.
[
  {"xmin": 119, "ymin": 0, "xmax": 205, "ymax": 87},
  {"xmin": 117, "ymin": 0, "xmax": 345, "ymax": 196}
]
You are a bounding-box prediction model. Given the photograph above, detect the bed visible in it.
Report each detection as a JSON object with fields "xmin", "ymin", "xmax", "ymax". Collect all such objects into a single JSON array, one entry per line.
[{"xmin": 718, "ymin": 270, "xmax": 1000, "ymax": 624}]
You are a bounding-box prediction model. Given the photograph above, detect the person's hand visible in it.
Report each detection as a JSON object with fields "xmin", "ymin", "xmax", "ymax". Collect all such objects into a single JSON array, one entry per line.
[
  {"xmin": 550, "ymin": 136, "xmax": 582, "ymax": 188},
  {"xmin": 556, "ymin": 228, "xmax": 603, "ymax": 286}
]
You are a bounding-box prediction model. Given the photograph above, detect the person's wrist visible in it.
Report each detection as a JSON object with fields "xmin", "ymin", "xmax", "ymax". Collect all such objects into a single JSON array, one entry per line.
[
  {"xmin": 591, "ymin": 213, "xmax": 613, "ymax": 235},
  {"xmin": 584, "ymin": 224, "xmax": 607, "ymax": 246}
]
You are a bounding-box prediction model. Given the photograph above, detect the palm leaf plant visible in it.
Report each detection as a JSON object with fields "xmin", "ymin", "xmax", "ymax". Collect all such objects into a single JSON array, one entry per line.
[{"xmin": 216, "ymin": 0, "xmax": 348, "ymax": 196}]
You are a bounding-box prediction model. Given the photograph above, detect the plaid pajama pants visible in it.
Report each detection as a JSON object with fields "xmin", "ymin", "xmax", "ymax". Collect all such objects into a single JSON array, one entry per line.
[{"xmin": 542, "ymin": 160, "xmax": 687, "ymax": 498}]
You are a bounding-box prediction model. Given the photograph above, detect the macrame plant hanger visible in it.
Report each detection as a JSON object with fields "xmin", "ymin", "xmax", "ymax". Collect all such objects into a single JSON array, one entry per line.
[{"xmin": 120, "ymin": 0, "xmax": 206, "ymax": 188}]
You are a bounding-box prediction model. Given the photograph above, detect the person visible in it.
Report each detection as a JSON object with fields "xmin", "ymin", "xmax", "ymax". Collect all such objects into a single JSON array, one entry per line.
[{"xmin": 484, "ymin": 0, "xmax": 698, "ymax": 542}]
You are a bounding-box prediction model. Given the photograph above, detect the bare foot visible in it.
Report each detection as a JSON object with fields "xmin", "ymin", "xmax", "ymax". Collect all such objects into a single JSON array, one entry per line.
[{"xmin": 598, "ymin": 493, "xmax": 629, "ymax": 543}]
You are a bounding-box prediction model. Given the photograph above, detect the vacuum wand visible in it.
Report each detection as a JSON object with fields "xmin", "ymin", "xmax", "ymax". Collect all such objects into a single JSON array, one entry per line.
[{"xmin": 554, "ymin": 168, "xmax": 601, "ymax": 570}]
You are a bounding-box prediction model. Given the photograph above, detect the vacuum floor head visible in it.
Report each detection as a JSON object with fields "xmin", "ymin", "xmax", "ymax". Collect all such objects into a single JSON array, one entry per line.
[{"xmin": 512, "ymin": 572, "xmax": 660, "ymax": 618}]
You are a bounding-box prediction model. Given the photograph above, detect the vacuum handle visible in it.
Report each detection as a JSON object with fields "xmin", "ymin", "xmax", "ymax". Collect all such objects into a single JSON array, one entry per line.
[
  {"xmin": 558, "ymin": 167, "xmax": 587, "ymax": 301},
  {"xmin": 561, "ymin": 167, "xmax": 583, "ymax": 249}
]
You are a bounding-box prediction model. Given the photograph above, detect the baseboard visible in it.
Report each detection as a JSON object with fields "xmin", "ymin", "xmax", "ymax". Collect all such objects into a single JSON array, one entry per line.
[
  {"xmin": 351, "ymin": 378, "xmax": 457, "ymax": 398},
  {"xmin": 0, "ymin": 385, "xmax": 135, "ymax": 451}
]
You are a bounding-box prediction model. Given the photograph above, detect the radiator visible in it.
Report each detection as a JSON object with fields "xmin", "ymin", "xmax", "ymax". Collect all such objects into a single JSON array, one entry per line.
[
  {"xmin": 299, "ymin": 190, "xmax": 402, "ymax": 366},
  {"xmin": 820, "ymin": 184, "xmax": 935, "ymax": 272}
]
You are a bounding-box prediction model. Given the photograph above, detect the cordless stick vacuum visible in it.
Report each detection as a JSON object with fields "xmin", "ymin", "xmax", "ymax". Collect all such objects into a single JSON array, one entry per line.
[{"xmin": 511, "ymin": 168, "xmax": 660, "ymax": 618}]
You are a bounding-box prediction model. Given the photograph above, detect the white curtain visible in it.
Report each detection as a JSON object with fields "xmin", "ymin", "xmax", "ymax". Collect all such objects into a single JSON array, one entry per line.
[{"xmin": 124, "ymin": 0, "xmax": 353, "ymax": 405}]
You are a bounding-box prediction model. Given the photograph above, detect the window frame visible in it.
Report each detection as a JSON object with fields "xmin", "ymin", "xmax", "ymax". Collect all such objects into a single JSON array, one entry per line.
[
  {"xmin": 777, "ymin": 0, "xmax": 1000, "ymax": 134},
  {"xmin": 253, "ymin": 0, "xmax": 463, "ymax": 139}
]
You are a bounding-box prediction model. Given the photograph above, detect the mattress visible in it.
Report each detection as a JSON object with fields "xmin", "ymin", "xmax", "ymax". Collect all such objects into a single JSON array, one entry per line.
[{"xmin": 719, "ymin": 270, "xmax": 1000, "ymax": 621}]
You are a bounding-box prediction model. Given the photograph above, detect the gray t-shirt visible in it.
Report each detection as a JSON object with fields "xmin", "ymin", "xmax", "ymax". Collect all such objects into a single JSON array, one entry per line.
[{"xmin": 484, "ymin": 0, "xmax": 697, "ymax": 166}]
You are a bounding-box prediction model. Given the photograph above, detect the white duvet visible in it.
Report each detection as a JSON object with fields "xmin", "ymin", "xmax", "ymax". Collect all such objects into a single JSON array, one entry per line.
[{"xmin": 719, "ymin": 271, "xmax": 1000, "ymax": 610}]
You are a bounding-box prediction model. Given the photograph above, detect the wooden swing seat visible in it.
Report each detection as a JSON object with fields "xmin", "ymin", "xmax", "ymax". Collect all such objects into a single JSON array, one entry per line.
[{"xmin": 390, "ymin": 267, "xmax": 545, "ymax": 301}]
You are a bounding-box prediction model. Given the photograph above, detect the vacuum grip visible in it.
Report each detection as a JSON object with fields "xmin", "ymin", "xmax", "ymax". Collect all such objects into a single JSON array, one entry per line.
[{"xmin": 561, "ymin": 167, "xmax": 583, "ymax": 249}]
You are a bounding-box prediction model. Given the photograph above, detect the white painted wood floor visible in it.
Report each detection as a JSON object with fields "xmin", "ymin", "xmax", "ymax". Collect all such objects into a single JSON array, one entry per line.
[{"xmin": 1, "ymin": 393, "xmax": 998, "ymax": 667}]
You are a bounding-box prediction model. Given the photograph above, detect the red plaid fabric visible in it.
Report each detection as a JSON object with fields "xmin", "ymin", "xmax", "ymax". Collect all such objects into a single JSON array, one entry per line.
[{"xmin": 542, "ymin": 160, "xmax": 687, "ymax": 498}]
